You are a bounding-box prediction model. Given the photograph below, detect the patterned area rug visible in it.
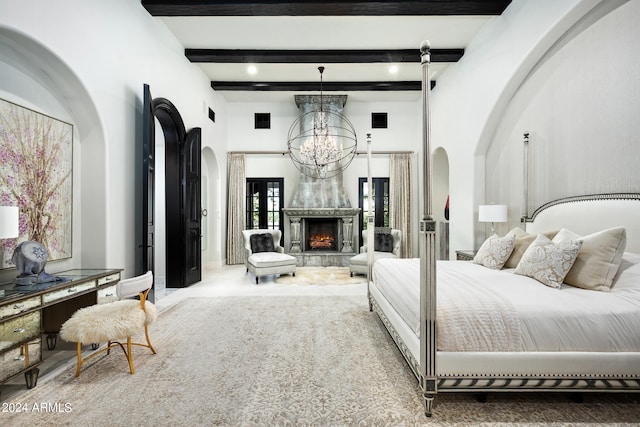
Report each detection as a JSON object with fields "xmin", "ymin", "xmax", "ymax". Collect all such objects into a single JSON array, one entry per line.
[
  {"xmin": 3, "ymin": 296, "xmax": 639, "ymax": 426},
  {"xmin": 275, "ymin": 266, "xmax": 366, "ymax": 285}
]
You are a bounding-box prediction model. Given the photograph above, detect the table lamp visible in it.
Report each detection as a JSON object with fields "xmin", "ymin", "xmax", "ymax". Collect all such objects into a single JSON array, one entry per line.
[
  {"xmin": 0, "ymin": 206, "xmax": 18, "ymax": 296},
  {"xmin": 478, "ymin": 204, "xmax": 507, "ymax": 235},
  {"xmin": 0, "ymin": 206, "xmax": 19, "ymax": 239}
]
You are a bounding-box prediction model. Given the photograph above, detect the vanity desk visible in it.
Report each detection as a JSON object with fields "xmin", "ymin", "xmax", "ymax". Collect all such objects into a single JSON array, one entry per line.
[{"xmin": 0, "ymin": 269, "xmax": 122, "ymax": 393}]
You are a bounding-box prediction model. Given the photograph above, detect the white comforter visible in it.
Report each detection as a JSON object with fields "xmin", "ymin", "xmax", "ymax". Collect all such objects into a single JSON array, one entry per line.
[{"xmin": 372, "ymin": 255, "xmax": 640, "ymax": 352}]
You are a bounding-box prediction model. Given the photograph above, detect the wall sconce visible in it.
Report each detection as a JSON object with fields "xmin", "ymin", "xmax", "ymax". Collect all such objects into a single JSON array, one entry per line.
[
  {"xmin": 0, "ymin": 206, "xmax": 19, "ymax": 239},
  {"xmin": 478, "ymin": 204, "xmax": 507, "ymax": 235}
]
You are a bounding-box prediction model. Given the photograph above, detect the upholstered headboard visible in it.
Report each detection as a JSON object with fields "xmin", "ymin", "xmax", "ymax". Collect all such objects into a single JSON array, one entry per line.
[{"xmin": 525, "ymin": 193, "xmax": 640, "ymax": 253}]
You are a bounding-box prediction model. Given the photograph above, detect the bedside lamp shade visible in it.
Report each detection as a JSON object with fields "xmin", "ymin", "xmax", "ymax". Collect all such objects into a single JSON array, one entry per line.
[
  {"xmin": 479, "ymin": 204, "xmax": 507, "ymax": 235},
  {"xmin": 0, "ymin": 206, "xmax": 19, "ymax": 238}
]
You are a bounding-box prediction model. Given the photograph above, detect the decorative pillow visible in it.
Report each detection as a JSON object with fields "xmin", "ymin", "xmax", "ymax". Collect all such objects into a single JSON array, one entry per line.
[
  {"xmin": 374, "ymin": 233, "xmax": 394, "ymax": 253},
  {"xmin": 249, "ymin": 233, "xmax": 275, "ymax": 253},
  {"xmin": 504, "ymin": 228, "xmax": 559, "ymax": 268},
  {"xmin": 552, "ymin": 227, "xmax": 627, "ymax": 292},
  {"xmin": 472, "ymin": 233, "xmax": 516, "ymax": 270},
  {"xmin": 515, "ymin": 234, "xmax": 582, "ymax": 289}
]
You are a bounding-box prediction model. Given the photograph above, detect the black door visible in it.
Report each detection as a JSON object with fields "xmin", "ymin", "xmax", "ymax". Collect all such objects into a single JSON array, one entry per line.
[
  {"xmin": 140, "ymin": 84, "xmax": 156, "ymax": 301},
  {"xmin": 140, "ymin": 85, "xmax": 202, "ymax": 290},
  {"xmin": 183, "ymin": 128, "xmax": 202, "ymax": 286}
]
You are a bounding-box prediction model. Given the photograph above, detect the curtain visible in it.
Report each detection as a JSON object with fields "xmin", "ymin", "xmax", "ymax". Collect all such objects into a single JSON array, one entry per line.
[
  {"xmin": 226, "ymin": 153, "xmax": 246, "ymax": 265},
  {"xmin": 389, "ymin": 153, "xmax": 412, "ymax": 258}
]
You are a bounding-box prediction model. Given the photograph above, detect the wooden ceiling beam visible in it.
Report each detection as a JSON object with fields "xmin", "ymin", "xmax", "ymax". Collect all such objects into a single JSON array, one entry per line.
[
  {"xmin": 186, "ymin": 48, "xmax": 463, "ymax": 63},
  {"xmin": 142, "ymin": 0, "xmax": 512, "ymax": 16},
  {"xmin": 210, "ymin": 80, "xmax": 436, "ymax": 91}
]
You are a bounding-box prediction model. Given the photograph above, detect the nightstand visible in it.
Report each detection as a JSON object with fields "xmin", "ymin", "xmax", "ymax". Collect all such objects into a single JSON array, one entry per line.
[{"xmin": 455, "ymin": 250, "xmax": 476, "ymax": 261}]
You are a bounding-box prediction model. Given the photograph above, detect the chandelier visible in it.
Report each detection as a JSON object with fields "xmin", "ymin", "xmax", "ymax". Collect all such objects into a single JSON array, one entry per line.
[{"xmin": 287, "ymin": 67, "xmax": 357, "ymax": 179}]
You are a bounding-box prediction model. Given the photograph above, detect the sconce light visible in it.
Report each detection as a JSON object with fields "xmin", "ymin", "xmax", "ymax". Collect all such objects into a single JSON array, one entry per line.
[{"xmin": 478, "ymin": 204, "xmax": 507, "ymax": 235}]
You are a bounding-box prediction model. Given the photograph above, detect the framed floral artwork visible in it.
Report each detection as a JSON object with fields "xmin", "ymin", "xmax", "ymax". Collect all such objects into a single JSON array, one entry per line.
[{"xmin": 0, "ymin": 98, "xmax": 73, "ymax": 268}]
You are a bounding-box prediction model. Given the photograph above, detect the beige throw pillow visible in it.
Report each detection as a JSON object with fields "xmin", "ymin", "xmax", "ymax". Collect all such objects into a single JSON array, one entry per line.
[
  {"xmin": 473, "ymin": 233, "xmax": 515, "ymax": 270},
  {"xmin": 515, "ymin": 234, "xmax": 582, "ymax": 289},
  {"xmin": 552, "ymin": 227, "xmax": 627, "ymax": 292},
  {"xmin": 504, "ymin": 228, "xmax": 559, "ymax": 268}
]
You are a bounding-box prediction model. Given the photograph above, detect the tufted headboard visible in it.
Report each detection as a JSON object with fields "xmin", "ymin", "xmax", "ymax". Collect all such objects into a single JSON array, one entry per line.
[{"xmin": 525, "ymin": 193, "xmax": 640, "ymax": 253}]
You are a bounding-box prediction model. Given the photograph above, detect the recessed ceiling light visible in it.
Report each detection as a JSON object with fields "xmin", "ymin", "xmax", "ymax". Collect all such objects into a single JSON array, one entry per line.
[
  {"xmin": 247, "ymin": 65, "xmax": 257, "ymax": 75},
  {"xmin": 389, "ymin": 65, "xmax": 399, "ymax": 74}
]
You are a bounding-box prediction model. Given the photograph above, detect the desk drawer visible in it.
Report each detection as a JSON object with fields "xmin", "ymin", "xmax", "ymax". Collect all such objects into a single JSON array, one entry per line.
[
  {"xmin": 97, "ymin": 273, "xmax": 120, "ymax": 286},
  {"xmin": 1, "ymin": 339, "xmax": 41, "ymax": 383},
  {"xmin": 43, "ymin": 281, "xmax": 96, "ymax": 304},
  {"xmin": 0, "ymin": 296, "xmax": 41, "ymax": 320},
  {"xmin": 97, "ymin": 284, "xmax": 118, "ymax": 304},
  {"xmin": 0, "ymin": 311, "xmax": 41, "ymax": 351}
]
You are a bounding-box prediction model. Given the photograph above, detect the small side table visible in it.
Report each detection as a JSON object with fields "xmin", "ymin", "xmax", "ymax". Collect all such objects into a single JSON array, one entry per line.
[{"xmin": 455, "ymin": 250, "xmax": 477, "ymax": 261}]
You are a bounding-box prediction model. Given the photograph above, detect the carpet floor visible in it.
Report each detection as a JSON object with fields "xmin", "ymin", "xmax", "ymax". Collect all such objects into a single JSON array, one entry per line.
[{"xmin": 3, "ymin": 295, "xmax": 640, "ymax": 426}]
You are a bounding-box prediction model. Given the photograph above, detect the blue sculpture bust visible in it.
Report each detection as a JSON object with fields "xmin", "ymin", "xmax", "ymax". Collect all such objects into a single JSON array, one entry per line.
[{"xmin": 12, "ymin": 240, "xmax": 56, "ymax": 285}]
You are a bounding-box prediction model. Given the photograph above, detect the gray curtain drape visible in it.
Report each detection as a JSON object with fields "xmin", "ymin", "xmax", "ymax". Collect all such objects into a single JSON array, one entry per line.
[
  {"xmin": 389, "ymin": 153, "xmax": 412, "ymax": 258},
  {"xmin": 226, "ymin": 153, "xmax": 246, "ymax": 265}
]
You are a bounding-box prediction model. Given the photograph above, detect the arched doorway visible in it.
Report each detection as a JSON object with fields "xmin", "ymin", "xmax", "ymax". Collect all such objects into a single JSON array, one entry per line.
[{"xmin": 140, "ymin": 84, "xmax": 201, "ymax": 297}]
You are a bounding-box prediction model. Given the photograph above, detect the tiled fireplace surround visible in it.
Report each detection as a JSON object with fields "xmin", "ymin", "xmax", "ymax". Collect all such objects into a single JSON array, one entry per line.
[{"xmin": 283, "ymin": 94, "xmax": 360, "ymax": 267}]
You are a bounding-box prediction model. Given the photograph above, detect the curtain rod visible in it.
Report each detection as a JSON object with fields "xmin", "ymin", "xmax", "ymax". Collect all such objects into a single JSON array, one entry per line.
[
  {"xmin": 355, "ymin": 150, "xmax": 414, "ymax": 155},
  {"xmin": 227, "ymin": 150, "xmax": 414, "ymax": 155}
]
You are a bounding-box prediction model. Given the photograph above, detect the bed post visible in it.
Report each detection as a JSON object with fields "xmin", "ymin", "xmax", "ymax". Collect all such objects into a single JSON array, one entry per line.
[
  {"xmin": 521, "ymin": 131, "xmax": 530, "ymax": 229},
  {"xmin": 419, "ymin": 40, "xmax": 438, "ymax": 417}
]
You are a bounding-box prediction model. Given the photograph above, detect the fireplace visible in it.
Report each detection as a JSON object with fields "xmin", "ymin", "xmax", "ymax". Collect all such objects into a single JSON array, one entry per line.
[
  {"xmin": 283, "ymin": 207, "xmax": 360, "ymax": 266},
  {"xmin": 305, "ymin": 218, "xmax": 339, "ymax": 251},
  {"xmin": 282, "ymin": 94, "xmax": 360, "ymax": 266}
]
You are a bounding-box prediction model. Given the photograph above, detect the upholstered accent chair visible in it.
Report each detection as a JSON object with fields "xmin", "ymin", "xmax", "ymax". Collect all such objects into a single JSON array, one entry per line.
[
  {"xmin": 241, "ymin": 229, "xmax": 297, "ymax": 284},
  {"xmin": 349, "ymin": 228, "xmax": 402, "ymax": 276}
]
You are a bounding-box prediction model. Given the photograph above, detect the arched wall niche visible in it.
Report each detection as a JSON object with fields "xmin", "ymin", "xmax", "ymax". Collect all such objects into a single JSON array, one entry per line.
[
  {"xmin": 432, "ymin": 147, "xmax": 450, "ymax": 259},
  {"xmin": 0, "ymin": 26, "xmax": 106, "ymax": 281},
  {"xmin": 432, "ymin": 147, "xmax": 450, "ymax": 222},
  {"xmin": 201, "ymin": 146, "xmax": 222, "ymax": 268}
]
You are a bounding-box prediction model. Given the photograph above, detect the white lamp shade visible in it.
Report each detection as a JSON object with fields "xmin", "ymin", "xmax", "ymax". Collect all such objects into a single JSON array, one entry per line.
[
  {"xmin": 0, "ymin": 206, "xmax": 19, "ymax": 238},
  {"xmin": 478, "ymin": 204, "xmax": 508, "ymax": 223}
]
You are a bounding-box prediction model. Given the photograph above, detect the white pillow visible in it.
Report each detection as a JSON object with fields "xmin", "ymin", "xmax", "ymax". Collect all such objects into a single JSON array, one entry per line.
[
  {"xmin": 552, "ymin": 227, "xmax": 626, "ymax": 292},
  {"xmin": 515, "ymin": 234, "xmax": 582, "ymax": 289},
  {"xmin": 504, "ymin": 227, "xmax": 559, "ymax": 268},
  {"xmin": 473, "ymin": 233, "xmax": 515, "ymax": 270}
]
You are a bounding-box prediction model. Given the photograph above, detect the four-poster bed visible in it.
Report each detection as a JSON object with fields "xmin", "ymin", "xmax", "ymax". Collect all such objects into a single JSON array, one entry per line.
[{"xmin": 367, "ymin": 41, "xmax": 640, "ymax": 417}]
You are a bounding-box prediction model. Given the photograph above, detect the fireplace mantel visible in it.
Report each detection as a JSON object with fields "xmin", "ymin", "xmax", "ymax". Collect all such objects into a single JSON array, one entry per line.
[{"xmin": 283, "ymin": 208, "xmax": 360, "ymax": 218}]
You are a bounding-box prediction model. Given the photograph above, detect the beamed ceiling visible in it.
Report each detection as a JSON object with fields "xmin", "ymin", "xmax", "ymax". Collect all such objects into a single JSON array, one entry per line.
[{"xmin": 142, "ymin": 0, "xmax": 512, "ymax": 102}]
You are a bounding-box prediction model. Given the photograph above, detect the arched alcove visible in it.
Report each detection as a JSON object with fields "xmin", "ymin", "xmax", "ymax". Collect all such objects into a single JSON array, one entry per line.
[
  {"xmin": 433, "ymin": 147, "xmax": 450, "ymax": 259},
  {"xmin": 201, "ymin": 146, "xmax": 222, "ymax": 268},
  {"xmin": 0, "ymin": 27, "xmax": 106, "ymax": 280}
]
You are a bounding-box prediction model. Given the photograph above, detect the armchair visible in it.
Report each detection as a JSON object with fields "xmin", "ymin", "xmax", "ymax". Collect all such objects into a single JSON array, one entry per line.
[
  {"xmin": 349, "ymin": 228, "xmax": 401, "ymax": 276},
  {"xmin": 241, "ymin": 229, "xmax": 297, "ymax": 284}
]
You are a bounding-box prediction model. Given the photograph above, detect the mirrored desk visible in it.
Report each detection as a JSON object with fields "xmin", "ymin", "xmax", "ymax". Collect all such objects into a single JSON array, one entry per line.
[{"xmin": 0, "ymin": 269, "xmax": 121, "ymax": 394}]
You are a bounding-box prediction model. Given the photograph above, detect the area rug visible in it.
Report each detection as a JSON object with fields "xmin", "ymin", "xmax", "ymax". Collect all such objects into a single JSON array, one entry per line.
[
  {"xmin": 275, "ymin": 266, "xmax": 366, "ymax": 285},
  {"xmin": 4, "ymin": 296, "xmax": 639, "ymax": 426}
]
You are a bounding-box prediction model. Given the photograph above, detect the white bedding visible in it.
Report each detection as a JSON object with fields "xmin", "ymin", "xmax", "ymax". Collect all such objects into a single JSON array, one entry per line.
[{"xmin": 372, "ymin": 253, "xmax": 640, "ymax": 352}]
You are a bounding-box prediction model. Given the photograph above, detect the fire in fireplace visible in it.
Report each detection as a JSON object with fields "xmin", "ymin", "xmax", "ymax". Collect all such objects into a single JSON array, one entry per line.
[
  {"xmin": 309, "ymin": 233, "xmax": 335, "ymax": 250},
  {"xmin": 305, "ymin": 218, "xmax": 339, "ymax": 251}
]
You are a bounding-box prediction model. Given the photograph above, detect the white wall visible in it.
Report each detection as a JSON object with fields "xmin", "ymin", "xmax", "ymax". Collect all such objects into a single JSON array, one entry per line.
[
  {"xmin": 429, "ymin": 0, "xmax": 616, "ymax": 255},
  {"xmin": 0, "ymin": 0, "xmax": 227, "ymax": 282},
  {"xmin": 486, "ymin": 0, "xmax": 640, "ymax": 232}
]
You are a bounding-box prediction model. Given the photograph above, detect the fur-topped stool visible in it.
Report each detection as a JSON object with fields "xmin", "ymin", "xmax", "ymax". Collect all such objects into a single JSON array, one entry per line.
[{"xmin": 60, "ymin": 271, "xmax": 157, "ymax": 377}]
